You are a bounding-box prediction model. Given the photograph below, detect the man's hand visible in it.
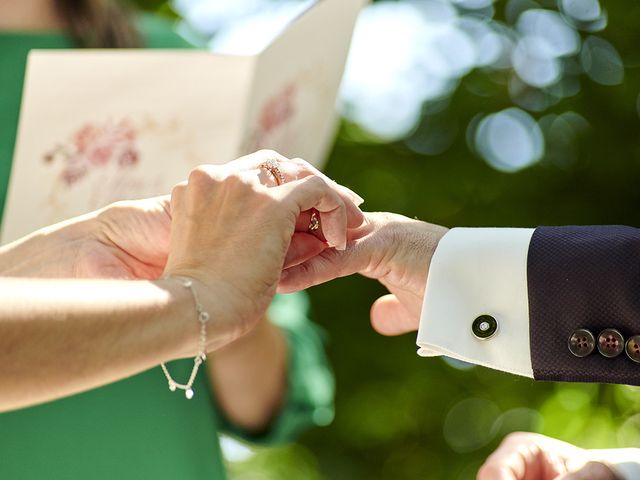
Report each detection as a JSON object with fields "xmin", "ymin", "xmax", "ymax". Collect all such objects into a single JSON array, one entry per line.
[
  {"xmin": 478, "ymin": 432, "xmax": 621, "ymax": 480},
  {"xmin": 279, "ymin": 212, "xmax": 448, "ymax": 335}
]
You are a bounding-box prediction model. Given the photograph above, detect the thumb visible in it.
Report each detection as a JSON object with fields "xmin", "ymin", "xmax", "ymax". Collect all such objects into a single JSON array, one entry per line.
[{"xmin": 370, "ymin": 294, "xmax": 420, "ymax": 336}]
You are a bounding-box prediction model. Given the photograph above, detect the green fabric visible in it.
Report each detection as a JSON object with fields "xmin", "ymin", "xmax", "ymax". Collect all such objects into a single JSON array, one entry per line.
[
  {"xmin": 0, "ymin": 17, "xmax": 334, "ymax": 480},
  {"xmin": 218, "ymin": 293, "xmax": 335, "ymax": 446}
]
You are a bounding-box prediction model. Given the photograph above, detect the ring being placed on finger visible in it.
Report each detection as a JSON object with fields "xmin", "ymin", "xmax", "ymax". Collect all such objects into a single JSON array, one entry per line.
[
  {"xmin": 308, "ymin": 209, "xmax": 320, "ymax": 232},
  {"xmin": 258, "ymin": 158, "xmax": 285, "ymax": 186}
]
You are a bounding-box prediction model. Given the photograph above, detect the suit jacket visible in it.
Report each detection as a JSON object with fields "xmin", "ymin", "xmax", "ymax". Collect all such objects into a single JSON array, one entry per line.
[{"xmin": 417, "ymin": 226, "xmax": 640, "ymax": 385}]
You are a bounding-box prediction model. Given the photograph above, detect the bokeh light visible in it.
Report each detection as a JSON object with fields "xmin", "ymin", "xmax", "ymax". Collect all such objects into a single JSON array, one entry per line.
[
  {"xmin": 474, "ymin": 107, "xmax": 544, "ymax": 172},
  {"xmin": 581, "ymin": 35, "xmax": 624, "ymax": 86},
  {"xmin": 443, "ymin": 398, "xmax": 501, "ymax": 452},
  {"xmin": 560, "ymin": 0, "xmax": 601, "ymax": 23},
  {"xmin": 516, "ymin": 9, "xmax": 580, "ymax": 58},
  {"xmin": 174, "ymin": 0, "xmax": 624, "ymax": 171}
]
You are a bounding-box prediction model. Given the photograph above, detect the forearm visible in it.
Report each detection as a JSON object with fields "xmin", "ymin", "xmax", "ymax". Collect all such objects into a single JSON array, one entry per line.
[
  {"xmin": 0, "ymin": 212, "xmax": 95, "ymax": 277},
  {"xmin": 0, "ymin": 278, "xmax": 209, "ymax": 412},
  {"xmin": 207, "ymin": 316, "xmax": 288, "ymax": 433}
]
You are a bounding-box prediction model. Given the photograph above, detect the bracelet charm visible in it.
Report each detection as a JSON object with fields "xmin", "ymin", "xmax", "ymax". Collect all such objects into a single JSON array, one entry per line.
[{"xmin": 160, "ymin": 276, "xmax": 210, "ymax": 399}]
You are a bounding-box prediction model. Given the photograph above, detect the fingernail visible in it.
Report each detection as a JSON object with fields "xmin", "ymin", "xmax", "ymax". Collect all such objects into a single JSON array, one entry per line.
[
  {"xmin": 341, "ymin": 185, "xmax": 364, "ymax": 206},
  {"xmin": 350, "ymin": 191, "xmax": 365, "ymax": 206}
]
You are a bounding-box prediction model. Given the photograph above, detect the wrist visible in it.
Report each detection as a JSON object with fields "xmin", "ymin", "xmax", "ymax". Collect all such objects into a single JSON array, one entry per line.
[
  {"xmin": 158, "ymin": 276, "xmax": 250, "ymax": 357},
  {"xmin": 379, "ymin": 215, "xmax": 448, "ymax": 296}
]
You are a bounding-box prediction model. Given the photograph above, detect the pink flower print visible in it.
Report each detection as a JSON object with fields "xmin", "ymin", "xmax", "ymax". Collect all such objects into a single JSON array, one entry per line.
[
  {"xmin": 259, "ymin": 83, "xmax": 296, "ymax": 135},
  {"xmin": 74, "ymin": 124, "xmax": 99, "ymax": 154},
  {"xmin": 87, "ymin": 143, "xmax": 114, "ymax": 166},
  {"xmin": 44, "ymin": 118, "xmax": 140, "ymax": 187},
  {"xmin": 118, "ymin": 148, "xmax": 139, "ymax": 167},
  {"xmin": 61, "ymin": 159, "xmax": 88, "ymax": 186}
]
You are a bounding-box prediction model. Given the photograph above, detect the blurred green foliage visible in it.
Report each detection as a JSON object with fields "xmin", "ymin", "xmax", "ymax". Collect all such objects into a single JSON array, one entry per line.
[{"xmin": 141, "ymin": 0, "xmax": 640, "ymax": 478}]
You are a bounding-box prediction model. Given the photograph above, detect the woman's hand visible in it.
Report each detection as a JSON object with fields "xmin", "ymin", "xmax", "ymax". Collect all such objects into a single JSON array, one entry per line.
[
  {"xmin": 279, "ymin": 212, "xmax": 448, "ymax": 335},
  {"xmin": 477, "ymin": 432, "xmax": 622, "ymax": 480},
  {"xmin": 163, "ymin": 152, "xmax": 363, "ymax": 347},
  {"xmin": 0, "ymin": 196, "xmax": 171, "ymax": 279}
]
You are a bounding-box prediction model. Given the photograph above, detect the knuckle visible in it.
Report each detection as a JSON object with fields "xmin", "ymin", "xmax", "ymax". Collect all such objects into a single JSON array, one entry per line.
[
  {"xmin": 257, "ymin": 148, "xmax": 281, "ymax": 159},
  {"xmin": 226, "ymin": 171, "xmax": 257, "ymax": 191},
  {"xmin": 188, "ymin": 166, "xmax": 215, "ymax": 188},
  {"xmin": 503, "ymin": 431, "xmax": 527, "ymax": 444},
  {"xmin": 170, "ymin": 182, "xmax": 186, "ymax": 198},
  {"xmin": 306, "ymin": 175, "xmax": 326, "ymax": 189},
  {"xmin": 225, "ymin": 171, "xmax": 244, "ymax": 185},
  {"xmin": 291, "ymin": 157, "xmax": 313, "ymax": 169},
  {"xmin": 476, "ymin": 464, "xmax": 501, "ymax": 480}
]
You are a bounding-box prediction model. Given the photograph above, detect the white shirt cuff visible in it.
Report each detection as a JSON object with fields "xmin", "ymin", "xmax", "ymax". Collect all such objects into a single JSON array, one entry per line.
[{"xmin": 416, "ymin": 227, "xmax": 535, "ymax": 378}]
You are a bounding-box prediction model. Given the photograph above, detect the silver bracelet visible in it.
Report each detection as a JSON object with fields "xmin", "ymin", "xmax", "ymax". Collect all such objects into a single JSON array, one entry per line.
[{"xmin": 160, "ymin": 276, "xmax": 210, "ymax": 399}]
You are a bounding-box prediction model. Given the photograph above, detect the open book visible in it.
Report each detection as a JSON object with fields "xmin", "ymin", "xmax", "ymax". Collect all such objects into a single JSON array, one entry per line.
[{"xmin": 1, "ymin": 0, "xmax": 366, "ymax": 244}]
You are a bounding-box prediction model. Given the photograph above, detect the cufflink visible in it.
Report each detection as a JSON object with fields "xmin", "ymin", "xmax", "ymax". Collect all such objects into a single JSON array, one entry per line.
[
  {"xmin": 472, "ymin": 315, "xmax": 498, "ymax": 340},
  {"xmin": 625, "ymin": 335, "xmax": 640, "ymax": 363},
  {"xmin": 597, "ymin": 329, "xmax": 625, "ymax": 358},
  {"xmin": 568, "ymin": 329, "xmax": 595, "ymax": 357}
]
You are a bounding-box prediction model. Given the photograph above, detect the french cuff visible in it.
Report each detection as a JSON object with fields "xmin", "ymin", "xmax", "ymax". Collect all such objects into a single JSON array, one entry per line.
[
  {"xmin": 416, "ymin": 227, "xmax": 535, "ymax": 378},
  {"xmin": 590, "ymin": 449, "xmax": 640, "ymax": 480}
]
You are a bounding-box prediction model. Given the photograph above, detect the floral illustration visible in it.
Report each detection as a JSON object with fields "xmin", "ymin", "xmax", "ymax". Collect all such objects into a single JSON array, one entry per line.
[
  {"xmin": 44, "ymin": 119, "xmax": 140, "ymax": 186},
  {"xmin": 250, "ymin": 82, "xmax": 298, "ymax": 151}
]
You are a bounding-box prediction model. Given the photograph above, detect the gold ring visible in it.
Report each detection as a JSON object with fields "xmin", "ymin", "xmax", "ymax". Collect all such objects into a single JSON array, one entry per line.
[
  {"xmin": 308, "ymin": 210, "xmax": 320, "ymax": 233},
  {"xmin": 258, "ymin": 158, "xmax": 285, "ymax": 186}
]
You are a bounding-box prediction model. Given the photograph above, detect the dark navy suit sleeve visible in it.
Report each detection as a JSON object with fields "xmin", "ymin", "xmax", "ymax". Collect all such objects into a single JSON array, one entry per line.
[{"xmin": 528, "ymin": 226, "xmax": 640, "ymax": 385}]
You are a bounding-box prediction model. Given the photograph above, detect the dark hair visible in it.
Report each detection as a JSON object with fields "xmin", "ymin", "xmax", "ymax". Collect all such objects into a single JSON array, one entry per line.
[{"xmin": 54, "ymin": 0, "xmax": 142, "ymax": 48}]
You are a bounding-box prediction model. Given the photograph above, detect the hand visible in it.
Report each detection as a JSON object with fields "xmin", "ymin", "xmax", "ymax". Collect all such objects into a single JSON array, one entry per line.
[
  {"xmin": 0, "ymin": 150, "xmax": 363, "ymax": 282},
  {"xmin": 163, "ymin": 152, "xmax": 364, "ymax": 347},
  {"xmin": 0, "ymin": 196, "xmax": 173, "ymax": 279},
  {"xmin": 478, "ymin": 433, "xmax": 622, "ymax": 480},
  {"xmin": 0, "ymin": 197, "xmax": 167, "ymax": 279},
  {"xmin": 279, "ymin": 212, "xmax": 448, "ymax": 335}
]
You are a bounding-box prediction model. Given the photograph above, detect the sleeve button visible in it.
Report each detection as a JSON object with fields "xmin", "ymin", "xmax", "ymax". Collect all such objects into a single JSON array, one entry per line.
[
  {"xmin": 472, "ymin": 315, "xmax": 498, "ymax": 340},
  {"xmin": 597, "ymin": 329, "xmax": 625, "ymax": 358},
  {"xmin": 625, "ymin": 335, "xmax": 640, "ymax": 363},
  {"xmin": 568, "ymin": 329, "xmax": 595, "ymax": 357}
]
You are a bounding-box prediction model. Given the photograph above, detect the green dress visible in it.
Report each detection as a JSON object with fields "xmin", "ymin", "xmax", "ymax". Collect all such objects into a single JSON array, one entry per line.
[{"xmin": 0, "ymin": 16, "xmax": 334, "ymax": 479}]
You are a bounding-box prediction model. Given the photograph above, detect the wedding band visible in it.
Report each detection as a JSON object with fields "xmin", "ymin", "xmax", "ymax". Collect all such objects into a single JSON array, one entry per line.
[
  {"xmin": 258, "ymin": 158, "xmax": 285, "ymax": 186},
  {"xmin": 308, "ymin": 210, "xmax": 320, "ymax": 232}
]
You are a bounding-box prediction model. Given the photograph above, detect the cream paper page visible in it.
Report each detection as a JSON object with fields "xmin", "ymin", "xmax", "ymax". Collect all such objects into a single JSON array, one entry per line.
[
  {"xmin": 2, "ymin": 0, "xmax": 367, "ymax": 244},
  {"xmin": 2, "ymin": 51, "xmax": 254, "ymax": 243},
  {"xmin": 238, "ymin": 0, "xmax": 369, "ymax": 166}
]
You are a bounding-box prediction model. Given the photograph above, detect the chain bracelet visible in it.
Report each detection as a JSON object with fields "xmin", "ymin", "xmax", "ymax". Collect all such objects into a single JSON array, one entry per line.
[{"xmin": 160, "ymin": 276, "xmax": 210, "ymax": 399}]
